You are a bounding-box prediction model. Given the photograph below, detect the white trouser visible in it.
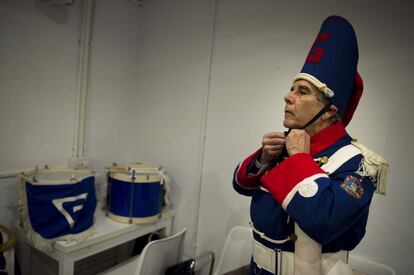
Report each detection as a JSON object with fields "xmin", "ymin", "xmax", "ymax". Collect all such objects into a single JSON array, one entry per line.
[{"xmin": 252, "ymin": 239, "xmax": 352, "ymax": 275}]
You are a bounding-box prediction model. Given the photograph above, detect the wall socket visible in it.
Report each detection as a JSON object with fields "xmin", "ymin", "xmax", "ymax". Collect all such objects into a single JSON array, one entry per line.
[{"xmin": 68, "ymin": 157, "xmax": 90, "ymax": 169}]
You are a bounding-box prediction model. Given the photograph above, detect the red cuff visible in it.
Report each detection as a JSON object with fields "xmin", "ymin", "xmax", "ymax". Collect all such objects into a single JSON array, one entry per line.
[
  {"xmin": 261, "ymin": 153, "xmax": 326, "ymax": 205},
  {"xmin": 235, "ymin": 148, "xmax": 262, "ymax": 188}
]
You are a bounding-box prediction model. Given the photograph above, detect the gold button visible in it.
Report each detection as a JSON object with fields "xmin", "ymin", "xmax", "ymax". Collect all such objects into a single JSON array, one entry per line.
[
  {"xmin": 289, "ymin": 234, "xmax": 297, "ymax": 242},
  {"xmin": 320, "ymin": 156, "xmax": 329, "ymax": 164}
]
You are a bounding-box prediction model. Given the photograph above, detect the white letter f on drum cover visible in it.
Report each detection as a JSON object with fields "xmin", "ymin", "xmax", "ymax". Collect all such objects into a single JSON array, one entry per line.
[{"xmin": 52, "ymin": 193, "xmax": 88, "ymax": 228}]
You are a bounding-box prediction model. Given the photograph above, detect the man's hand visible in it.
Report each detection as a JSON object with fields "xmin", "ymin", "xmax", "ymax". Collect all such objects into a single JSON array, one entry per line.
[
  {"xmin": 260, "ymin": 132, "xmax": 286, "ymax": 164},
  {"xmin": 285, "ymin": 129, "xmax": 310, "ymax": 156}
]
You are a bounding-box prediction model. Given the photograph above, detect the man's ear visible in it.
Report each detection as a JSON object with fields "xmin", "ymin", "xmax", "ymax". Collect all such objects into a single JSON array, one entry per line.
[{"xmin": 322, "ymin": 105, "xmax": 338, "ymax": 120}]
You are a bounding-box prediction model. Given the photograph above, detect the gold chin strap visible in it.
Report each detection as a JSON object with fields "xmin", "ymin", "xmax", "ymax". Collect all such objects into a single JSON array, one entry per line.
[{"xmin": 267, "ymin": 103, "xmax": 332, "ymax": 169}]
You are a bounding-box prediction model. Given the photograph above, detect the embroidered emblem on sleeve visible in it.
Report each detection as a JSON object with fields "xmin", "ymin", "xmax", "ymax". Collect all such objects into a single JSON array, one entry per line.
[
  {"xmin": 341, "ymin": 175, "xmax": 364, "ymax": 199},
  {"xmin": 298, "ymin": 181, "xmax": 318, "ymax": 198}
]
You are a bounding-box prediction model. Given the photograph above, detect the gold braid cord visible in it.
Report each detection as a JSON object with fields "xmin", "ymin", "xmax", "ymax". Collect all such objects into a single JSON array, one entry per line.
[{"xmin": 0, "ymin": 224, "xmax": 16, "ymax": 252}]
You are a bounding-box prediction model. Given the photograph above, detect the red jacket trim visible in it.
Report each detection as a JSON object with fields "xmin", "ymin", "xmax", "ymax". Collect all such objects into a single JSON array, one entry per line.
[
  {"xmin": 310, "ymin": 122, "xmax": 346, "ymax": 156},
  {"xmin": 235, "ymin": 148, "xmax": 262, "ymax": 189},
  {"xmin": 261, "ymin": 153, "xmax": 326, "ymax": 206}
]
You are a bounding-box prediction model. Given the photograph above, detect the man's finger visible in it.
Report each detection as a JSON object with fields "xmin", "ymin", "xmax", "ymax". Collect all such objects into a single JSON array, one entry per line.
[
  {"xmin": 263, "ymin": 132, "xmax": 286, "ymax": 139},
  {"xmin": 263, "ymin": 138, "xmax": 285, "ymax": 146}
]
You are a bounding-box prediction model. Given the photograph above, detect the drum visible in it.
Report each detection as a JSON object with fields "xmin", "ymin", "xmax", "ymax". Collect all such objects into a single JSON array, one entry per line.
[
  {"xmin": 19, "ymin": 167, "xmax": 96, "ymax": 250},
  {"xmin": 106, "ymin": 163, "xmax": 167, "ymax": 224}
]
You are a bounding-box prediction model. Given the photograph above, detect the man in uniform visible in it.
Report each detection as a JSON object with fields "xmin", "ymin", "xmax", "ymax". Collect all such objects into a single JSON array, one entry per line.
[{"xmin": 233, "ymin": 16, "xmax": 388, "ymax": 275}]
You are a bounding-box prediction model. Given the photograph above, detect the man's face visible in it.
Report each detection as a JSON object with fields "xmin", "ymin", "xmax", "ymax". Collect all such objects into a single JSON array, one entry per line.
[{"xmin": 283, "ymin": 79, "xmax": 326, "ymax": 130}]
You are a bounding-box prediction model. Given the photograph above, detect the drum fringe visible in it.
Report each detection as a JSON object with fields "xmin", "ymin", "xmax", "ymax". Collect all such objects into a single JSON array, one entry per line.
[{"xmin": 162, "ymin": 171, "xmax": 171, "ymax": 207}]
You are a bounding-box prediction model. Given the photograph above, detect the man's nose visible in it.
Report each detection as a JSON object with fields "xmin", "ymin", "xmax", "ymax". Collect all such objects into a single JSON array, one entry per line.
[{"xmin": 284, "ymin": 92, "xmax": 294, "ymax": 104}]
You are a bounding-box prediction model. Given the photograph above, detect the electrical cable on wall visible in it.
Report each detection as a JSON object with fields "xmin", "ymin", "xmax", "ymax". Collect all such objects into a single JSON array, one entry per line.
[{"xmin": 192, "ymin": 0, "xmax": 218, "ymax": 257}]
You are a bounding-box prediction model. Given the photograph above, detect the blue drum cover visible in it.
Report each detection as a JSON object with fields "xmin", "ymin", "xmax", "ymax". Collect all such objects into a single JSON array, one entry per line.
[
  {"xmin": 25, "ymin": 176, "xmax": 96, "ymax": 240},
  {"xmin": 109, "ymin": 178, "xmax": 162, "ymax": 218}
]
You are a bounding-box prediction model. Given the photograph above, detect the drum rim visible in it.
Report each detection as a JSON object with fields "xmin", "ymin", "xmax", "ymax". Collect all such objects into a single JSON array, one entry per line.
[
  {"xmin": 109, "ymin": 172, "xmax": 162, "ymax": 183},
  {"xmin": 106, "ymin": 162, "xmax": 162, "ymax": 173},
  {"xmin": 107, "ymin": 162, "xmax": 164, "ymax": 183},
  {"xmin": 0, "ymin": 224, "xmax": 16, "ymax": 252},
  {"xmin": 22, "ymin": 167, "xmax": 93, "ymax": 185},
  {"xmin": 107, "ymin": 212, "xmax": 160, "ymax": 224}
]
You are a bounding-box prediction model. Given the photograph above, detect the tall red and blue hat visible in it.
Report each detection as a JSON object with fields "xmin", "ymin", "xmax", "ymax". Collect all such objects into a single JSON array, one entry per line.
[{"xmin": 294, "ymin": 16, "xmax": 363, "ymax": 126}]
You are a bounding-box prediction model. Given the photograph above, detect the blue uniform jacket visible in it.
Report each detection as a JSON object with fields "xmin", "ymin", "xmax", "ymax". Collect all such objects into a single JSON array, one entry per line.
[{"xmin": 233, "ymin": 122, "xmax": 375, "ymax": 255}]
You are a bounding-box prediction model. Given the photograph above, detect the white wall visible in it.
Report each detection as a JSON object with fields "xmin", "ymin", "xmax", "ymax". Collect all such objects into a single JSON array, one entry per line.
[
  {"xmin": 0, "ymin": 0, "xmax": 82, "ymax": 225},
  {"xmin": 1, "ymin": 0, "xmax": 413, "ymax": 274},
  {"xmin": 0, "ymin": 0, "xmax": 212, "ymax": 260},
  {"xmin": 86, "ymin": 0, "xmax": 213, "ymax": 257},
  {"xmin": 0, "ymin": 0, "xmax": 81, "ymax": 172}
]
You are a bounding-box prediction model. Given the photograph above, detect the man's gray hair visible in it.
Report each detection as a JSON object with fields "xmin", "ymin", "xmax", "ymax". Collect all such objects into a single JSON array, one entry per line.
[{"xmin": 316, "ymin": 91, "xmax": 342, "ymax": 123}]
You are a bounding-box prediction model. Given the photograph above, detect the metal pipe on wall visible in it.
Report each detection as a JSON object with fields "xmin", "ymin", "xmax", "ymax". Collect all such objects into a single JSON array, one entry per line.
[
  {"xmin": 72, "ymin": 0, "xmax": 94, "ymax": 158},
  {"xmin": 0, "ymin": 171, "xmax": 20, "ymax": 179}
]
